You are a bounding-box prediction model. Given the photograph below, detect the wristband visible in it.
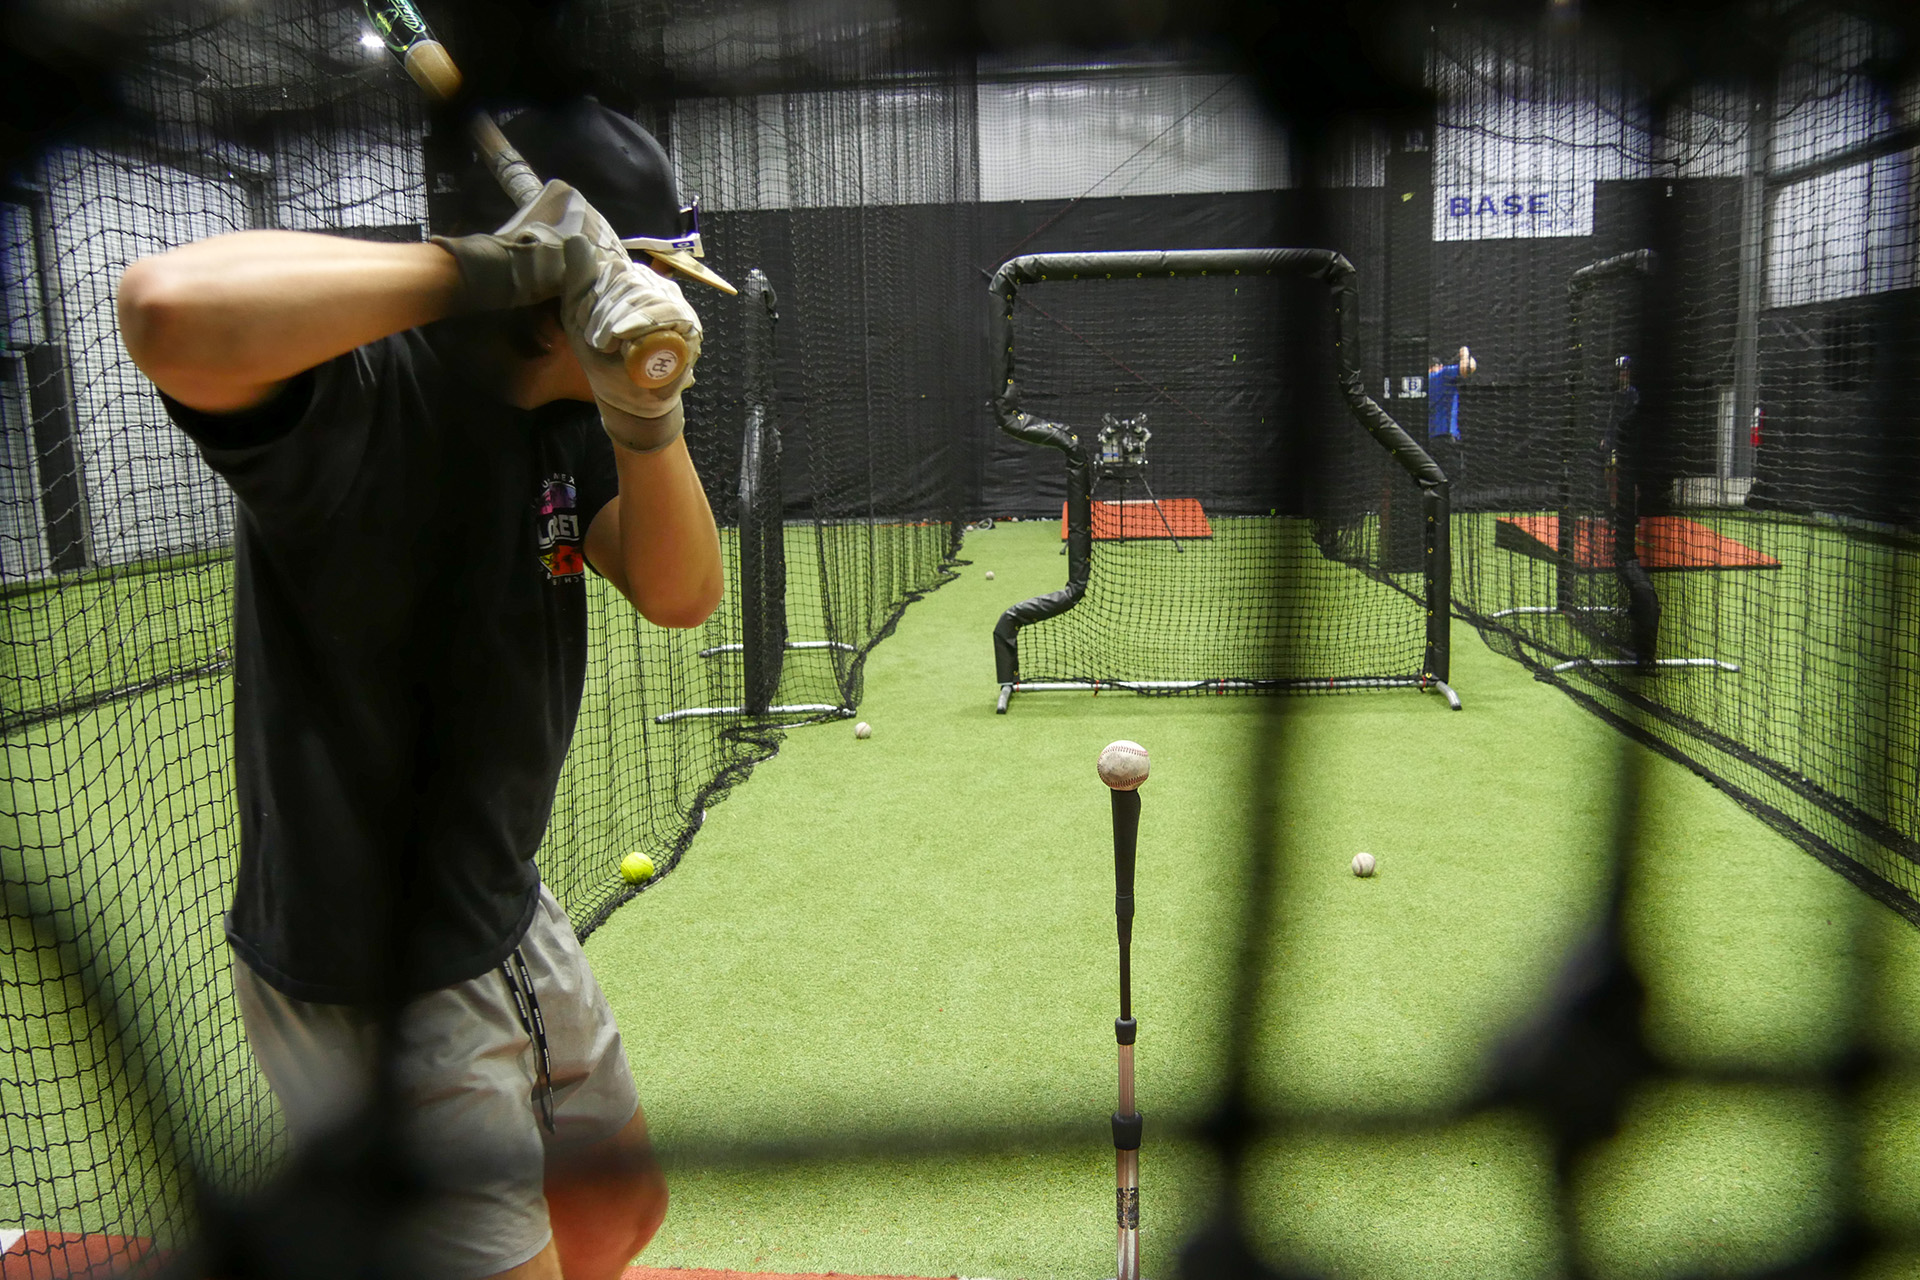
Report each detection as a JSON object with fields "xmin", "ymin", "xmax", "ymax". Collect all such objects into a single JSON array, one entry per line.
[
  {"xmin": 600, "ymin": 401, "xmax": 686, "ymax": 454},
  {"xmin": 430, "ymin": 224, "xmax": 569, "ymax": 314}
]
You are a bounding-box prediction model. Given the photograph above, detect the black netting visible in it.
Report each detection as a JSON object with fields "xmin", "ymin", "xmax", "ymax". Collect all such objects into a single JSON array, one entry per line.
[
  {"xmin": 3, "ymin": 2, "xmax": 1919, "ymax": 1278},
  {"xmin": 1, "ymin": 0, "xmax": 969, "ymax": 1257},
  {"xmin": 990, "ymin": 250, "xmax": 1446, "ymax": 705},
  {"xmin": 1442, "ymin": 16, "xmax": 1920, "ymax": 925},
  {"xmin": 4, "ymin": 4, "xmax": 425, "ymax": 1250}
]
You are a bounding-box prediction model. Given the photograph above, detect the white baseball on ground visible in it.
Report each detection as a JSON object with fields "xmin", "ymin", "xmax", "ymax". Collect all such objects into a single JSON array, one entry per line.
[
  {"xmin": 1352, "ymin": 851, "xmax": 1377, "ymax": 877},
  {"xmin": 1097, "ymin": 739, "xmax": 1150, "ymax": 790},
  {"xmin": 855, "ymin": 721, "xmax": 872, "ymax": 739},
  {"xmin": 985, "ymin": 570, "xmax": 995, "ymax": 580}
]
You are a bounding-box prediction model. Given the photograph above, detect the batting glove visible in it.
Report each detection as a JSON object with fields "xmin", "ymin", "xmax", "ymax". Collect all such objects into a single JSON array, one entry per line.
[
  {"xmin": 431, "ymin": 179, "xmax": 621, "ymax": 313},
  {"xmin": 560, "ymin": 235, "xmax": 703, "ymax": 453}
]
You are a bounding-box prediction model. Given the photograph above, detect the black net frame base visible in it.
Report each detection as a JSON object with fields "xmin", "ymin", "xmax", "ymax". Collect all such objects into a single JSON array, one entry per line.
[
  {"xmin": 994, "ymin": 675, "xmax": 1461, "ymax": 714},
  {"xmin": 985, "ymin": 249, "xmax": 1459, "ymax": 715}
]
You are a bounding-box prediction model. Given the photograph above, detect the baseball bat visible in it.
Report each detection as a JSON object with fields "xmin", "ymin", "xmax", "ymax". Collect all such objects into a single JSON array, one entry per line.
[{"xmin": 362, "ymin": 0, "xmax": 691, "ymax": 390}]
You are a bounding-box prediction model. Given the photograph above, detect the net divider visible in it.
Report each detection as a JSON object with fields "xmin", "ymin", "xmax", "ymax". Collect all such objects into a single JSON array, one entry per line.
[
  {"xmin": 984, "ymin": 248, "xmax": 1458, "ymax": 714},
  {"xmin": 1547, "ymin": 248, "xmax": 1744, "ymax": 677},
  {"xmin": 661, "ymin": 268, "xmax": 854, "ymax": 726}
]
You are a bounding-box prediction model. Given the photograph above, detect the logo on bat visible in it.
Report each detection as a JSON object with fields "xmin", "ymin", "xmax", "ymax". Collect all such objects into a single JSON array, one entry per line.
[
  {"xmin": 643, "ymin": 349, "xmax": 680, "ymax": 382},
  {"xmin": 367, "ymin": 0, "xmax": 430, "ymax": 53}
]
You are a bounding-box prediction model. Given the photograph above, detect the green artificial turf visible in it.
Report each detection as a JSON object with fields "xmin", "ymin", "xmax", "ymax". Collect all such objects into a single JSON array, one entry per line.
[
  {"xmin": 7, "ymin": 517, "xmax": 1919, "ymax": 1274},
  {"xmin": 592, "ymin": 518, "xmax": 1920, "ymax": 1280},
  {"xmin": 1011, "ymin": 516, "xmax": 1429, "ymax": 684},
  {"xmin": 0, "ymin": 555, "xmax": 233, "ymax": 726},
  {"xmin": 1452, "ymin": 508, "xmax": 1920, "ymax": 904}
]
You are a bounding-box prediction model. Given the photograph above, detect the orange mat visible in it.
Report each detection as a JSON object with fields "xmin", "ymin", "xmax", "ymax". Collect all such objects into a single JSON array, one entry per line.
[
  {"xmin": 1495, "ymin": 515, "xmax": 1780, "ymax": 571},
  {"xmin": 1061, "ymin": 497, "xmax": 1212, "ymax": 541},
  {"xmin": 0, "ymin": 1232, "xmax": 158, "ymax": 1280}
]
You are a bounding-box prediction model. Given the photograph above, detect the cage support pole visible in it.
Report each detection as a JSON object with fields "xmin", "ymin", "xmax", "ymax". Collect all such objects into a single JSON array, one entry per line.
[{"xmin": 1732, "ymin": 79, "xmax": 1774, "ymax": 482}]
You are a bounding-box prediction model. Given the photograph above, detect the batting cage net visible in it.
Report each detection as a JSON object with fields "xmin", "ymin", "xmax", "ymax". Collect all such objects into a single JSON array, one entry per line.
[
  {"xmin": 0, "ymin": 0, "xmax": 967, "ymax": 1258},
  {"xmin": 988, "ymin": 246, "xmax": 1454, "ymax": 712},
  {"xmin": 3, "ymin": 2, "xmax": 1920, "ymax": 1278},
  {"xmin": 1435, "ymin": 16, "xmax": 1920, "ymax": 926}
]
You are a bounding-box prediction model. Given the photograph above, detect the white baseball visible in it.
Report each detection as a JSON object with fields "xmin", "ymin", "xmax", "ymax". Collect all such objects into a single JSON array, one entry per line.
[
  {"xmin": 1352, "ymin": 852, "xmax": 1377, "ymax": 877},
  {"xmin": 984, "ymin": 570, "xmax": 995, "ymax": 580},
  {"xmin": 1097, "ymin": 740, "xmax": 1150, "ymax": 790},
  {"xmin": 854, "ymin": 721, "xmax": 872, "ymax": 739}
]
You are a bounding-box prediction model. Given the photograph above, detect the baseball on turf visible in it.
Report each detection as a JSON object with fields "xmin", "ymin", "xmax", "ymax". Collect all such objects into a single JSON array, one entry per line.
[
  {"xmin": 984, "ymin": 570, "xmax": 995, "ymax": 580},
  {"xmin": 1097, "ymin": 739, "xmax": 1150, "ymax": 790},
  {"xmin": 620, "ymin": 851, "xmax": 656, "ymax": 884},
  {"xmin": 855, "ymin": 721, "xmax": 872, "ymax": 739},
  {"xmin": 1352, "ymin": 852, "xmax": 1377, "ymax": 877}
]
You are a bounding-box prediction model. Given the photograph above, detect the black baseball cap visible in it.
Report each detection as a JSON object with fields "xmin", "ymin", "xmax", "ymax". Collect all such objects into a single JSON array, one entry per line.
[{"xmin": 459, "ymin": 97, "xmax": 735, "ymax": 294}]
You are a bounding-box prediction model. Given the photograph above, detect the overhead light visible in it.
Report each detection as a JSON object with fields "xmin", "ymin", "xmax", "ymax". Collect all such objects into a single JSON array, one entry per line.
[{"xmin": 359, "ymin": 30, "xmax": 385, "ymax": 51}]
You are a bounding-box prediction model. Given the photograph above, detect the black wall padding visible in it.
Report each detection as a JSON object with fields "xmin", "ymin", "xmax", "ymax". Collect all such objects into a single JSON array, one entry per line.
[
  {"xmin": 688, "ymin": 204, "xmax": 983, "ymax": 526},
  {"xmin": 1749, "ymin": 286, "xmax": 1920, "ymax": 527},
  {"xmin": 691, "ymin": 178, "xmax": 1894, "ymax": 530},
  {"xmin": 972, "ymin": 190, "xmax": 1385, "ymax": 515},
  {"xmin": 690, "ymin": 191, "xmax": 1394, "ymax": 522}
]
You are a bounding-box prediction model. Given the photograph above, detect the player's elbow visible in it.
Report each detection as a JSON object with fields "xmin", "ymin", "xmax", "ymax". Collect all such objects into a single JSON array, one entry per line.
[
  {"xmin": 117, "ymin": 257, "xmax": 213, "ymax": 379},
  {"xmin": 633, "ymin": 569, "xmax": 723, "ymax": 630},
  {"xmin": 116, "ymin": 258, "xmax": 175, "ymax": 373}
]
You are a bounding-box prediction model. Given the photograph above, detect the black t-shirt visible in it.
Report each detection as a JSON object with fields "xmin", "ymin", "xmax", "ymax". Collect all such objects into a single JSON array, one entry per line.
[{"xmin": 168, "ymin": 323, "xmax": 619, "ymax": 1004}]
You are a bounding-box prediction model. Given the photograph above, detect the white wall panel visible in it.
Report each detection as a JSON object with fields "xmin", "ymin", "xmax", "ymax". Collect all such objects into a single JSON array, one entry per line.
[
  {"xmin": 1770, "ymin": 152, "xmax": 1918, "ymax": 307},
  {"xmin": 1432, "ymin": 37, "xmax": 1745, "ymax": 240},
  {"xmin": 976, "ymin": 72, "xmax": 1286, "ymax": 202},
  {"xmin": 1766, "ymin": 14, "xmax": 1918, "ymax": 306},
  {"xmin": 41, "ymin": 148, "xmax": 245, "ymax": 567},
  {"xmin": 675, "ymin": 85, "xmax": 975, "ymax": 210},
  {"xmin": 676, "ymin": 67, "xmax": 1295, "ymax": 210},
  {"xmin": 274, "ymin": 103, "xmax": 427, "ymax": 234}
]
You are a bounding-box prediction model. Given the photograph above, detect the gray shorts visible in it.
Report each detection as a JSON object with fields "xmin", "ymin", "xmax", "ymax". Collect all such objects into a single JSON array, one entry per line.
[{"xmin": 233, "ymin": 884, "xmax": 640, "ymax": 1279}]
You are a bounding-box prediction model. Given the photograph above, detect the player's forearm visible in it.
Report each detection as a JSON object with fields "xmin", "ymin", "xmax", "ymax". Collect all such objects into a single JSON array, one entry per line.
[
  {"xmin": 610, "ymin": 436, "xmax": 723, "ymax": 629},
  {"xmin": 118, "ymin": 230, "xmax": 463, "ymax": 412}
]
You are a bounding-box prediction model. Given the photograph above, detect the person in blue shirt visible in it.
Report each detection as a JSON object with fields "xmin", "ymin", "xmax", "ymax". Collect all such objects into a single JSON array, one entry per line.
[
  {"xmin": 1427, "ymin": 345, "xmax": 1478, "ymax": 441},
  {"xmin": 1426, "ymin": 345, "xmax": 1477, "ymax": 491}
]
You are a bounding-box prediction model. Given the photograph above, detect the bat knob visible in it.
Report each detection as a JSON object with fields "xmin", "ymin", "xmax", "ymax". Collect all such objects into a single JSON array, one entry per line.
[
  {"xmin": 401, "ymin": 40, "xmax": 462, "ymax": 101},
  {"xmin": 625, "ymin": 331, "xmax": 690, "ymax": 389}
]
